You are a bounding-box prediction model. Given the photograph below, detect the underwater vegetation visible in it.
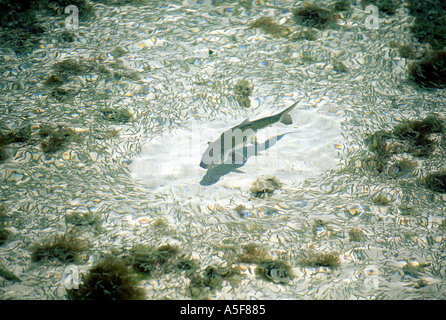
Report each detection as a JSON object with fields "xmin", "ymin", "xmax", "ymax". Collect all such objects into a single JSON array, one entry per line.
[
  {"xmin": 100, "ymin": 107, "xmax": 134, "ymax": 123},
  {"xmin": 233, "ymin": 79, "xmax": 253, "ymax": 108},
  {"xmin": 409, "ymin": 51, "xmax": 446, "ymax": 88},
  {"xmin": 65, "ymin": 211, "xmax": 103, "ymax": 233},
  {"xmin": 237, "ymin": 243, "xmax": 268, "ymax": 264},
  {"xmin": 67, "ymin": 256, "xmax": 145, "ymax": 300},
  {"xmin": 250, "ymin": 176, "xmax": 282, "ymax": 198},
  {"xmin": 349, "ymin": 227, "xmax": 366, "ymax": 242},
  {"xmin": 331, "ymin": 0, "xmax": 352, "ymax": 12},
  {"xmin": 0, "ymin": 225, "xmax": 10, "ymax": 245},
  {"xmin": 125, "ymin": 243, "xmax": 199, "ymax": 280},
  {"xmin": 187, "ymin": 265, "xmax": 242, "ymax": 299},
  {"xmin": 249, "ymin": 17, "xmax": 292, "ymax": 38},
  {"xmin": 420, "ymin": 170, "xmax": 446, "ymax": 193},
  {"xmin": 31, "ymin": 231, "xmax": 88, "ymax": 263},
  {"xmin": 361, "ymin": 0, "xmax": 400, "ymax": 15},
  {"xmin": 52, "ymin": 58, "xmax": 94, "ymax": 77},
  {"xmin": 398, "ymin": 44, "xmax": 423, "ymax": 59},
  {"xmin": 0, "ymin": 125, "xmax": 31, "ymax": 146},
  {"xmin": 233, "ymin": 80, "xmax": 253, "ymax": 97},
  {"xmin": 255, "ymin": 260, "xmax": 294, "ymax": 284},
  {"xmin": 292, "ymin": 3, "xmax": 335, "ymax": 29},
  {"xmin": 249, "ymin": 15, "xmax": 319, "ymax": 41},
  {"xmin": 126, "ymin": 244, "xmax": 180, "ymax": 275},
  {"xmin": 332, "ymin": 60, "xmax": 349, "ymax": 73},
  {"xmin": 0, "ymin": 125, "xmax": 32, "ymax": 162},
  {"xmin": 372, "ymin": 192, "xmax": 393, "ymax": 205},
  {"xmin": 298, "ymin": 251, "xmax": 341, "ymax": 269},
  {"xmin": 39, "ymin": 124, "xmax": 81, "ymax": 153},
  {"xmin": 0, "ymin": 0, "xmax": 94, "ymax": 53},
  {"xmin": 364, "ymin": 114, "xmax": 444, "ymax": 163},
  {"xmin": 0, "ymin": 204, "xmax": 11, "ymax": 245},
  {"xmin": 407, "ymin": 0, "xmax": 446, "ymax": 50}
]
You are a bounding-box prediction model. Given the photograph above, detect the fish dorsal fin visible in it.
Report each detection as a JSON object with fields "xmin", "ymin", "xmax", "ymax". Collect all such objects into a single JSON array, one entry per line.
[{"xmin": 280, "ymin": 114, "xmax": 292, "ymax": 125}]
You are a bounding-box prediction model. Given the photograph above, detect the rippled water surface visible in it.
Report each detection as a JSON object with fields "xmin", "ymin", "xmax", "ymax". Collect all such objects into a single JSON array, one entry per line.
[{"xmin": 1, "ymin": 0, "xmax": 445, "ymax": 299}]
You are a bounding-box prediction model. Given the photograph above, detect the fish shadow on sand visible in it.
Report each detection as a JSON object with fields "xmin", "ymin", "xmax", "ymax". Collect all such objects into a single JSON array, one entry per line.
[{"xmin": 199, "ymin": 133, "xmax": 291, "ymax": 186}]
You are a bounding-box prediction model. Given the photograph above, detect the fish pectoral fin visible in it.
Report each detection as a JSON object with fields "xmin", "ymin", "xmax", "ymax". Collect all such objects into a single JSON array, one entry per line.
[
  {"xmin": 280, "ymin": 113, "xmax": 293, "ymax": 125},
  {"xmin": 230, "ymin": 150, "xmax": 247, "ymax": 164}
]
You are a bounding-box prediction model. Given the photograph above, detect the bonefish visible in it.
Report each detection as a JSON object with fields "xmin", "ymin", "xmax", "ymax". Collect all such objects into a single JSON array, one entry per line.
[{"xmin": 199, "ymin": 101, "xmax": 298, "ymax": 169}]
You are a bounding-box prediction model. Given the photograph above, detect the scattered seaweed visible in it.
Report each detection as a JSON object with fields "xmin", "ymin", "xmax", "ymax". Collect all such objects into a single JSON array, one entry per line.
[
  {"xmin": 409, "ymin": 51, "xmax": 446, "ymax": 88},
  {"xmin": 237, "ymin": 243, "xmax": 268, "ymax": 264},
  {"xmin": 298, "ymin": 251, "xmax": 340, "ymax": 269},
  {"xmin": 0, "ymin": 147, "xmax": 9, "ymax": 163},
  {"xmin": 67, "ymin": 256, "xmax": 145, "ymax": 300},
  {"xmin": 126, "ymin": 244, "xmax": 180, "ymax": 275},
  {"xmin": 39, "ymin": 124, "xmax": 80, "ymax": 153},
  {"xmin": 407, "ymin": 0, "xmax": 446, "ymax": 50},
  {"xmin": 65, "ymin": 211, "xmax": 103, "ymax": 233},
  {"xmin": 187, "ymin": 265, "xmax": 242, "ymax": 299},
  {"xmin": 100, "ymin": 107, "xmax": 133, "ymax": 123},
  {"xmin": 175, "ymin": 255, "xmax": 199, "ymax": 273},
  {"xmin": 362, "ymin": 0, "xmax": 400, "ymax": 15},
  {"xmin": 372, "ymin": 192, "xmax": 392, "ymax": 205},
  {"xmin": 31, "ymin": 231, "xmax": 88, "ymax": 263},
  {"xmin": 420, "ymin": 170, "xmax": 446, "ymax": 193},
  {"xmin": 249, "ymin": 17, "xmax": 292, "ymax": 38},
  {"xmin": 255, "ymin": 260, "xmax": 294, "ymax": 284},
  {"xmin": 234, "ymin": 79, "xmax": 253, "ymax": 96},
  {"xmin": 331, "ymin": 0, "xmax": 351, "ymax": 11},
  {"xmin": 333, "ymin": 59, "xmax": 348, "ymax": 73},
  {"xmin": 402, "ymin": 260, "xmax": 430, "ymax": 277},
  {"xmin": 250, "ymin": 176, "xmax": 282, "ymax": 198},
  {"xmin": 0, "ymin": 125, "xmax": 31, "ymax": 147},
  {"xmin": 52, "ymin": 58, "xmax": 92, "ymax": 76},
  {"xmin": 349, "ymin": 227, "xmax": 365, "ymax": 242},
  {"xmin": 289, "ymin": 28, "xmax": 319, "ymax": 41},
  {"xmin": 364, "ymin": 114, "xmax": 445, "ymax": 170},
  {"xmin": 0, "ymin": 226, "xmax": 10, "ymax": 245},
  {"xmin": 292, "ymin": 3, "xmax": 334, "ymax": 29},
  {"xmin": 393, "ymin": 115, "xmax": 444, "ymax": 139},
  {"xmin": 398, "ymin": 44, "xmax": 422, "ymax": 59},
  {"xmin": 44, "ymin": 74, "xmax": 64, "ymax": 86},
  {"xmin": 233, "ymin": 79, "xmax": 253, "ymax": 108}
]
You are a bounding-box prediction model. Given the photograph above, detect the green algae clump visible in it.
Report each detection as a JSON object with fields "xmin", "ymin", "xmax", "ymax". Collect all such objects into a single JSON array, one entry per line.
[
  {"xmin": 39, "ymin": 124, "xmax": 80, "ymax": 153},
  {"xmin": 0, "ymin": 204, "xmax": 11, "ymax": 245},
  {"xmin": 409, "ymin": 51, "xmax": 446, "ymax": 88},
  {"xmin": 299, "ymin": 251, "xmax": 340, "ymax": 269},
  {"xmin": 126, "ymin": 244, "xmax": 179, "ymax": 275},
  {"xmin": 100, "ymin": 107, "xmax": 133, "ymax": 123},
  {"xmin": 420, "ymin": 170, "xmax": 446, "ymax": 193},
  {"xmin": 187, "ymin": 265, "xmax": 242, "ymax": 299},
  {"xmin": 292, "ymin": 3, "xmax": 334, "ymax": 29},
  {"xmin": 250, "ymin": 176, "xmax": 282, "ymax": 198},
  {"xmin": 31, "ymin": 231, "xmax": 88, "ymax": 263},
  {"xmin": 255, "ymin": 260, "xmax": 294, "ymax": 284},
  {"xmin": 0, "ymin": 125, "xmax": 31, "ymax": 146},
  {"xmin": 249, "ymin": 17, "xmax": 292, "ymax": 38},
  {"xmin": 237, "ymin": 243, "xmax": 268, "ymax": 264},
  {"xmin": 67, "ymin": 256, "xmax": 145, "ymax": 300}
]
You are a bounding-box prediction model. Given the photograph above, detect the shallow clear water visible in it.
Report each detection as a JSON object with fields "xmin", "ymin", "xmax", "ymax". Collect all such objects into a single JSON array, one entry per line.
[{"xmin": 0, "ymin": 0, "xmax": 445, "ymax": 299}]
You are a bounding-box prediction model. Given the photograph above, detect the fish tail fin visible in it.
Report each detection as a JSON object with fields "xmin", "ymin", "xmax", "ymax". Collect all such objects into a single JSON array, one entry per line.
[{"xmin": 279, "ymin": 101, "xmax": 298, "ymax": 125}]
